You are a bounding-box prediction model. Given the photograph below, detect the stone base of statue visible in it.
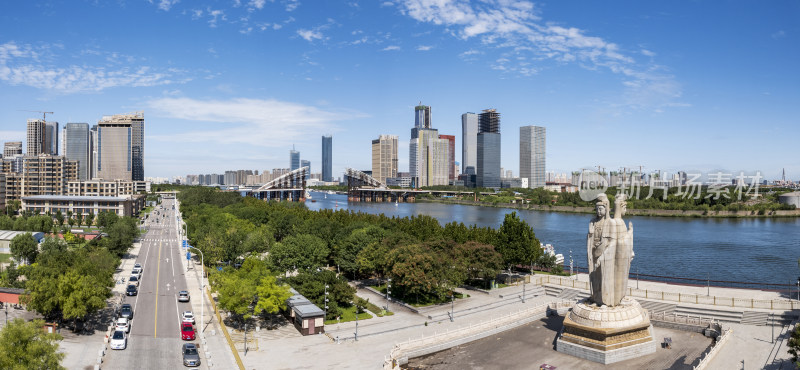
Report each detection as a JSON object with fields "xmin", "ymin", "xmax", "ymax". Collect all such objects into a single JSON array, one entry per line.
[{"xmin": 556, "ymin": 297, "xmax": 656, "ymax": 364}]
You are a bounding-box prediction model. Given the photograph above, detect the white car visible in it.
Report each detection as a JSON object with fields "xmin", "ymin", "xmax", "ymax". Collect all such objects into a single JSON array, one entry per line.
[
  {"xmin": 110, "ymin": 330, "xmax": 127, "ymax": 350},
  {"xmin": 116, "ymin": 317, "xmax": 130, "ymax": 333},
  {"xmin": 131, "ymin": 267, "xmax": 142, "ymax": 278},
  {"xmin": 134, "ymin": 263, "xmax": 143, "ymax": 271},
  {"xmin": 181, "ymin": 311, "xmax": 195, "ymax": 324},
  {"xmin": 128, "ymin": 275, "xmax": 140, "ymax": 287}
]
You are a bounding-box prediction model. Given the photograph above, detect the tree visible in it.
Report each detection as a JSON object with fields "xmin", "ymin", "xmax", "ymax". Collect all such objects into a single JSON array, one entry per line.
[
  {"xmin": 0, "ymin": 318, "xmax": 65, "ymax": 370},
  {"xmin": 287, "ymin": 270, "xmax": 355, "ymax": 320},
  {"xmin": 54, "ymin": 211, "xmax": 64, "ymax": 227},
  {"xmin": 789, "ymin": 323, "xmax": 800, "ymax": 367},
  {"xmin": 333, "ymin": 225, "xmax": 386, "ymax": 277},
  {"xmin": 10, "ymin": 233, "xmax": 38, "ymax": 265},
  {"xmin": 84, "ymin": 212, "xmax": 94, "ymax": 227},
  {"xmin": 454, "ymin": 241, "xmax": 503, "ymax": 281},
  {"xmin": 269, "ymin": 234, "xmax": 329, "ymax": 273},
  {"xmin": 387, "ymin": 244, "xmax": 450, "ymax": 303},
  {"xmin": 210, "ymin": 257, "xmax": 290, "ymax": 327},
  {"xmin": 496, "ymin": 212, "xmax": 542, "ymax": 270}
]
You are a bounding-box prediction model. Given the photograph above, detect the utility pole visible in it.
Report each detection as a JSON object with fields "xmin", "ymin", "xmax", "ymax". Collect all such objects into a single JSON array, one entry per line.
[
  {"xmin": 354, "ymin": 301, "xmax": 359, "ymax": 341},
  {"xmin": 324, "ymin": 285, "xmax": 329, "ymax": 319},
  {"xmin": 386, "ymin": 278, "xmax": 392, "ymax": 312}
]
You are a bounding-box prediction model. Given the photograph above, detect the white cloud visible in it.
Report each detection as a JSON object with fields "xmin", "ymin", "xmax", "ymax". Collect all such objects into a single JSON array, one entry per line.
[
  {"xmin": 381, "ymin": 1, "xmax": 394, "ymax": 7},
  {"xmin": 416, "ymin": 45, "xmax": 433, "ymax": 51},
  {"xmin": 382, "ymin": 45, "xmax": 401, "ymax": 51},
  {"xmin": 771, "ymin": 30, "xmax": 786, "ymax": 39},
  {"xmin": 147, "ymin": 97, "xmax": 365, "ymax": 147},
  {"xmin": 249, "ymin": 0, "xmax": 266, "ymax": 10},
  {"xmin": 297, "ymin": 29, "xmax": 323, "ymax": 42},
  {"xmin": 158, "ymin": 0, "xmax": 180, "ymax": 11},
  {"xmin": 0, "ymin": 41, "xmax": 189, "ymax": 93},
  {"xmin": 208, "ymin": 9, "xmax": 226, "ymax": 28},
  {"xmin": 285, "ymin": 0, "xmax": 300, "ymax": 11},
  {"xmin": 397, "ymin": 0, "xmax": 684, "ymax": 111}
]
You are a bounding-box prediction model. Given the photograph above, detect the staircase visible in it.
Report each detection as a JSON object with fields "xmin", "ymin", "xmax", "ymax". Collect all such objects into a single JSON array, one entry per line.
[
  {"xmin": 638, "ymin": 299, "xmax": 677, "ymax": 315},
  {"xmin": 544, "ymin": 285, "xmax": 563, "ymax": 297},
  {"xmin": 741, "ymin": 311, "xmax": 769, "ymax": 326},
  {"xmin": 674, "ymin": 306, "xmax": 743, "ymax": 324},
  {"xmin": 557, "ymin": 288, "xmax": 588, "ymax": 301},
  {"xmin": 528, "ymin": 285, "xmax": 546, "ymax": 297}
]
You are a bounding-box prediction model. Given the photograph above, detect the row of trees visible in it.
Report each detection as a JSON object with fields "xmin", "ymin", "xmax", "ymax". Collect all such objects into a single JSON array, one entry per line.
[
  {"xmin": 0, "ymin": 209, "xmax": 124, "ymax": 234},
  {"xmin": 431, "ymin": 185, "xmax": 796, "ymax": 212},
  {"xmin": 179, "ymin": 187, "xmax": 546, "ymax": 306},
  {"xmin": 0, "ymin": 211, "xmax": 139, "ymax": 329}
]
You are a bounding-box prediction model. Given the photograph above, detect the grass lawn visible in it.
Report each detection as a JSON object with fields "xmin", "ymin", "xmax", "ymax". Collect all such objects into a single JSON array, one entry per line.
[
  {"xmin": 324, "ymin": 305, "xmax": 372, "ymax": 325},
  {"xmin": 363, "ymin": 299, "xmax": 394, "ymax": 317},
  {"xmin": 372, "ymin": 284, "xmax": 469, "ymax": 307},
  {"xmin": 0, "ymin": 253, "xmax": 12, "ymax": 264}
]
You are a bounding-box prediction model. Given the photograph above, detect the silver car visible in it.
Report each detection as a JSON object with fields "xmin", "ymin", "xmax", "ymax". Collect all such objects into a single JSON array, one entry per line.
[
  {"xmin": 178, "ymin": 291, "xmax": 190, "ymax": 302},
  {"xmin": 182, "ymin": 343, "xmax": 201, "ymax": 367}
]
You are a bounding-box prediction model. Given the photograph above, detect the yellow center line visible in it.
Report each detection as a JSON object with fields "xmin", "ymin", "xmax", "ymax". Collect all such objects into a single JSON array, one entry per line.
[{"xmin": 154, "ymin": 240, "xmax": 162, "ymax": 338}]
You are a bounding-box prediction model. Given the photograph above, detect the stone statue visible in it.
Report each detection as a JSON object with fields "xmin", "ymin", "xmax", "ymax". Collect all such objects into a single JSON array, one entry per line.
[
  {"xmin": 587, "ymin": 194, "xmax": 635, "ymax": 307},
  {"xmin": 613, "ymin": 195, "xmax": 634, "ymax": 305},
  {"xmin": 587, "ymin": 194, "xmax": 615, "ymax": 306}
]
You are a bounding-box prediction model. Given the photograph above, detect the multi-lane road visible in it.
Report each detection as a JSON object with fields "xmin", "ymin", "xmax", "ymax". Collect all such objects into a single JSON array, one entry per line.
[{"xmin": 104, "ymin": 197, "xmax": 201, "ymax": 369}]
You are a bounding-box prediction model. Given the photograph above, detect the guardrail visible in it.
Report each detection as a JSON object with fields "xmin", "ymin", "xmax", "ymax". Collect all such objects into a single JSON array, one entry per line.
[
  {"xmin": 693, "ymin": 328, "xmax": 733, "ymax": 370},
  {"xmin": 383, "ymin": 303, "xmax": 551, "ymax": 369},
  {"xmin": 535, "ymin": 275, "xmax": 799, "ymax": 311}
]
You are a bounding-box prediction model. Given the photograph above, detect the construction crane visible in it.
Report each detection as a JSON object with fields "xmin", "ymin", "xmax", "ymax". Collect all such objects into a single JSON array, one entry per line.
[{"xmin": 18, "ymin": 110, "xmax": 54, "ymax": 122}]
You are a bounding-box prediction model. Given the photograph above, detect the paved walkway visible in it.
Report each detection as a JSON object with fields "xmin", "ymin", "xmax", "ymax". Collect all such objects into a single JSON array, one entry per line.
[{"xmin": 231, "ymin": 275, "xmax": 799, "ymax": 370}]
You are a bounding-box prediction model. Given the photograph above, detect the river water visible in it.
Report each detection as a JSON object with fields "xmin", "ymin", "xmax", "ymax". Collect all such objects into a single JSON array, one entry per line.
[{"xmin": 305, "ymin": 191, "xmax": 800, "ymax": 290}]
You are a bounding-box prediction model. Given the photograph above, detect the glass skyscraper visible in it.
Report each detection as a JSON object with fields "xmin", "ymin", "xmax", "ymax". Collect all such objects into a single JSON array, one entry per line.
[
  {"xmin": 477, "ymin": 109, "xmax": 501, "ymax": 188},
  {"xmin": 63, "ymin": 122, "xmax": 90, "ymax": 180},
  {"xmin": 290, "ymin": 148, "xmax": 300, "ymax": 171},
  {"xmin": 322, "ymin": 135, "xmax": 332, "ymax": 182},
  {"xmin": 520, "ymin": 125, "xmax": 546, "ymax": 189}
]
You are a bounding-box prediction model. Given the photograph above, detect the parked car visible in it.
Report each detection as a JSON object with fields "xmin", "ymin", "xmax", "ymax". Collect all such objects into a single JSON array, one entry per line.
[
  {"xmin": 110, "ymin": 330, "xmax": 127, "ymax": 350},
  {"xmin": 129, "ymin": 275, "xmax": 140, "ymax": 287},
  {"xmin": 178, "ymin": 291, "xmax": 190, "ymax": 302},
  {"xmin": 116, "ymin": 317, "xmax": 130, "ymax": 333},
  {"xmin": 134, "ymin": 263, "xmax": 143, "ymax": 271},
  {"xmin": 181, "ymin": 322, "xmax": 195, "ymax": 340},
  {"xmin": 181, "ymin": 311, "xmax": 195, "ymax": 324},
  {"xmin": 131, "ymin": 267, "xmax": 142, "ymax": 278},
  {"xmin": 182, "ymin": 343, "xmax": 201, "ymax": 367},
  {"xmin": 126, "ymin": 284, "xmax": 138, "ymax": 296},
  {"xmin": 120, "ymin": 304, "xmax": 133, "ymax": 320}
]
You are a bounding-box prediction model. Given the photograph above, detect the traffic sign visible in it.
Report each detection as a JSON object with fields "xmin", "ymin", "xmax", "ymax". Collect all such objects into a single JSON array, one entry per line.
[{"xmin": 186, "ymin": 251, "xmax": 191, "ymax": 261}]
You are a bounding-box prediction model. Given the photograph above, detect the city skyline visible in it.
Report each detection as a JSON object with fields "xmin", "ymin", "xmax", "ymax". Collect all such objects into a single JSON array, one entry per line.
[{"xmin": 0, "ymin": 1, "xmax": 797, "ymax": 180}]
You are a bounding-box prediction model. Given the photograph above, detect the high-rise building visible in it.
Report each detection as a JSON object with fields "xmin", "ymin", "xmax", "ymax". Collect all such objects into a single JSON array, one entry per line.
[
  {"xmin": 461, "ymin": 113, "xmax": 478, "ymax": 175},
  {"xmin": 290, "ymin": 148, "xmax": 300, "ymax": 171},
  {"xmin": 26, "ymin": 119, "xmax": 46, "ymax": 156},
  {"xmin": 371, "ymin": 135, "xmax": 398, "ymax": 185},
  {"xmin": 520, "ymin": 125, "xmax": 546, "ymax": 189},
  {"xmin": 301, "ymin": 160, "xmax": 310, "ymax": 171},
  {"xmin": 477, "ymin": 109, "xmax": 501, "ymax": 188},
  {"xmin": 44, "ymin": 121, "xmax": 59, "ymax": 155},
  {"xmin": 4, "ymin": 142, "xmax": 22, "ymax": 158},
  {"xmin": 322, "ymin": 135, "xmax": 333, "ymax": 182},
  {"xmin": 439, "ymin": 135, "xmax": 455, "ymax": 181},
  {"xmin": 95, "ymin": 112, "xmax": 144, "ymax": 181},
  {"xmin": 20, "ymin": 155, "xmax": 78, "ymax": 197},
  {"xmin": 63, "ymin": 123, "xmax": 90, "ymax": 180},
  {"xmin": 89, "ymin": 125, "xmax": 98, "ymax": 179},
  {"xmin": 415, "ymin": 104, "xmax": 431, "ymax": 129}
]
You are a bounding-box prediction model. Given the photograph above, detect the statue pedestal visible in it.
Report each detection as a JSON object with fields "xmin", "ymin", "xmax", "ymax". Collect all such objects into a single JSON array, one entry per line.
[{"xmin": 556, "ymin": 297, "xmax": 656, "ymax": 364}]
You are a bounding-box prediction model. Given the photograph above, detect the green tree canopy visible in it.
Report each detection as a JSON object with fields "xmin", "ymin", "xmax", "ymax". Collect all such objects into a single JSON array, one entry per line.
[
  {"xmin": 269, "ymin": 234, "xmax": 329, "ymax": 273},
  {"xmin": 496, "ymin": 212, "xmax": 541, "ymax": 269},
  {"xmin": 0, "ymin": 318, "xmax": 65, "ymax": 370},
  {"xmin": 10, "ymin": 233, "xmax": 38, "ymax": 265}
]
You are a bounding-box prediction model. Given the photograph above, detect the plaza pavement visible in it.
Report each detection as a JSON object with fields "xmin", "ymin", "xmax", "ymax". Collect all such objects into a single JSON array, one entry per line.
[{"xmin": 234, "ymin": 274, "xmax": 798, "ymax": 370}]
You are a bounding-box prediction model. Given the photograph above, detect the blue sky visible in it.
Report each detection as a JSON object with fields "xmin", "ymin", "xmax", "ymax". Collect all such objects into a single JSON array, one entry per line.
[{"xmin": 1, "ymin": 0, "xmax": 798, "ymax": 181}]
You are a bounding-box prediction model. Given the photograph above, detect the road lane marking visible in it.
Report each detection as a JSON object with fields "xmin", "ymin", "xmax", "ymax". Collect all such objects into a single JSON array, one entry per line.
[{"xmin": 154, "ymin": 240, "xmax": 162, "ymax": 338}]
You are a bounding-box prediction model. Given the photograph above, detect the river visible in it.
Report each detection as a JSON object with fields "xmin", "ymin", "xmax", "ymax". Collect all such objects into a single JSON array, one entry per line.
[{"xmin": 305, "ymin": 191, "xmax": 800, "ymax": 290}]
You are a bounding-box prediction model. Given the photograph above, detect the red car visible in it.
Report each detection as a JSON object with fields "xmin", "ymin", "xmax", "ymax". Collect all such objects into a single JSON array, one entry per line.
[{"xmin": 181, "ymin": 322, "xmax": 195, "ymax": 340}]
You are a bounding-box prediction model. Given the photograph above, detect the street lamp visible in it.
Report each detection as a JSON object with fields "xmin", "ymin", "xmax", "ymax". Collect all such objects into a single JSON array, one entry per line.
[
  {"xmin": 354, "ymin": 300, "xmax": 359, "ymax": 341},
  {"xmin": 386, "ymin": 278, "xmax": 392, "ymax": 312},
  {"xmin": 324, "ymin": 285, "xmax": 329, "ymax": 319},
  {"xmin": 187, "ymin": 246, "xmax": 205, "ymax": 338},
  {"xmin": 450, "ymin": 292, "xmax": 455, "ymax": 322},
  {"xmin": 569, "ymin": 249, "xmax": 573, "ymax": 278}
]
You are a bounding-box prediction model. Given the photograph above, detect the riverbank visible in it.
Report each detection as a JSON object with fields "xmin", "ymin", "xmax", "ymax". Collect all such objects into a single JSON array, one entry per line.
[{"xmin": 417, "ymin": 198, "xmax": 800, "ymax": 218}]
